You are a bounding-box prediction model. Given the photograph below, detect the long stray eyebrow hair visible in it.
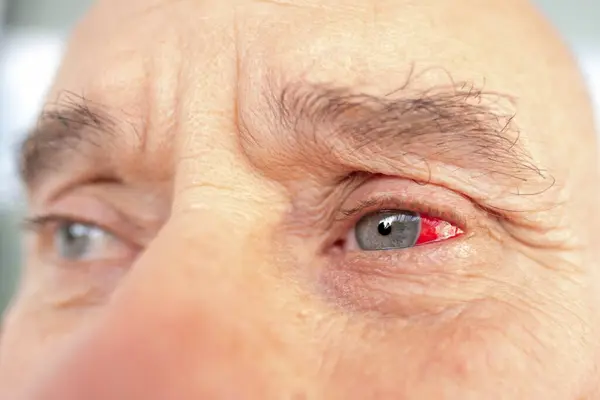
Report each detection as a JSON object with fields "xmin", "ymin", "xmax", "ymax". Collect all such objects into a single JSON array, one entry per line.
[
  {"xmin": 19, "ymin": 82, "xmax": 546, "ymax": 192},
  {"xmin": 255, "ymin": 80, "xmax": 545, "ymax": 188}
]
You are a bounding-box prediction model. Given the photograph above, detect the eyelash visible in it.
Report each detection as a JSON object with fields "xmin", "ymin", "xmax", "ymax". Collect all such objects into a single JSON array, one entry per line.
[
  {"xmin": 332, "ymin": 195, "xmax": 469, "ymax": 249},
  {"xmin": 24, "ymin": 194, "xmax": 468, "ymax": 256},
  {"xmin": 22, "ymin": 214, "xmax": 141, "ymax": 268},
  {"xmin": 22, "ymin": 215, "xmax": 112, "ymax": 236},
  {"xmin": 338, "ymin": 197, "xmax": 468, "ymax": 229}
]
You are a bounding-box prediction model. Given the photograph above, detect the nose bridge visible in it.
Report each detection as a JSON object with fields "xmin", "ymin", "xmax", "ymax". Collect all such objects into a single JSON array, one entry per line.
[{"xmin": 26, "ymin": 212, "xmax": 279, "ymax": 400}]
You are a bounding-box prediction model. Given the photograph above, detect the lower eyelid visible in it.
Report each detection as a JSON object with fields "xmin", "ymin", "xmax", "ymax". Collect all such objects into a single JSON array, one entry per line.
[
  {"xmin": 320, "ymin": 239, "xmax": 486, "ymax": 318},
  {"xmin": 33, "ymin": 258, "xmax": 130, "ymax": 309}
]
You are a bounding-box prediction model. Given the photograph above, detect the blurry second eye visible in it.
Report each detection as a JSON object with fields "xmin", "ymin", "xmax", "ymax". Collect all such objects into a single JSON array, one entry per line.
[
  {"xmin": 55, "ymin": 222, "xmax": 113, "ymax": 261},
  {"xmin": 354, "ymin": 211, "xmax": 421, "ymax": 251}
]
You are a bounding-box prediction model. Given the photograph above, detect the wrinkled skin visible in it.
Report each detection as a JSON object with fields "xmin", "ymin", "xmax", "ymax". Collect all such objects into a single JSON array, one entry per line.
[{"xmin": 1, "ymin": 0, "xmax": 600, "ymax": 399}]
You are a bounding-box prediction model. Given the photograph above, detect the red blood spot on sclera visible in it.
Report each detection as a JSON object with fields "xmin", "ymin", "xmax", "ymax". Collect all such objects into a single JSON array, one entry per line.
[{"xmin": 415, "ymin": 215, "xmax": 463, "ymax": 245}]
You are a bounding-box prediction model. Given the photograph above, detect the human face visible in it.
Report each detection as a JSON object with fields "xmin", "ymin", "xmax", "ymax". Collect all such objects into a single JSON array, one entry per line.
[{"xmin": 1, "ymin": 0, "xmax": 600, "ymax": 398}]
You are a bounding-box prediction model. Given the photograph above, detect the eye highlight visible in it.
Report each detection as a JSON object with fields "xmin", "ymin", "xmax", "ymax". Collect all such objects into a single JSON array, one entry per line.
[
  {"xmin": 347, "ymin": 210, "xmax": 463, "ymax": 251},
  {"xmin": 54, "ymin": 221, "xmax": 114, "ymax": 261}
]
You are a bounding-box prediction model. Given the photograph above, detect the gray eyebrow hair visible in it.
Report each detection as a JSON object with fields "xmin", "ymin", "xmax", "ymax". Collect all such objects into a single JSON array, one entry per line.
[
  {"xmin": 258, "ymin": 81, "xmax": 546, "ymax": 189},
  {"xmin": 19, "ymin": 92, "xmax": 118, "ymax": 186},
  {"xmin": 20, "ymin": 82, "xmax": 549, "ymax": 196}
]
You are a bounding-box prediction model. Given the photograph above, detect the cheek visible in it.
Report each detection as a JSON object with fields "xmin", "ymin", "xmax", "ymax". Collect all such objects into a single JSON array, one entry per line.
[
  {"xmin": 0, "ymin": 310, "xmax": 56, "ymax": 396},
  {"xmin": 0, "ymin": 295, "xmax": 105, "ymax": 395},
  {"xmin": 321, "ymin": 298, "xmax": 584, "ymax": 399}
]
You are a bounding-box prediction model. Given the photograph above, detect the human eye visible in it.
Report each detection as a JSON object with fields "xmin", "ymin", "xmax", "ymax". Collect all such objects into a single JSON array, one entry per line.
[
  {"xmin": 347, "ymin": 209, "xmax": 463, "ymax": 251},
  {"xmin": 23, "ymin": 215, "xmax": 139, "ymax": 268},
  {"xmin": 329, "ymin": 176, "xmax": 471, "ymax": 256},
  {"xmin": 320, "ymin": 176, "xmax": 487, "ymax": 315},
  {"xmin": 18, "ymin": 185, "xmax": 165, "ymax": 307}
]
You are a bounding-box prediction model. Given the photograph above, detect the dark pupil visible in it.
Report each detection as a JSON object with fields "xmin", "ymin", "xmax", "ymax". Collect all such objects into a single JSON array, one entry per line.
[{"xmin": 378, "ymin": 221, "xmax": 393, "ymax": 236}]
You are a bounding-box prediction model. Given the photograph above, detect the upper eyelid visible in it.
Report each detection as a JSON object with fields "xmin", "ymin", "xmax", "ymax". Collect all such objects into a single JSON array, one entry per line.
[
  {"xmin": 336, "ymin": 196, "xmax": 469, "ymax": 231},
  {"xmin": 338, "ymin": 198, "xmax": 381, "ymax": 218},
  {"xmin": 22, "ymin": 214, "xmax": 135, "ymax": 250},
  {"xmin": 22, "ymin": 216, "xmax": 110, "ymax": 242},
  {"xmin": 25, "ymin": 182, "xmax": 170, "ymax": 252},
  {"xmin": 334, "ymin": 175, "xmax": 477, "ymax": 230}
]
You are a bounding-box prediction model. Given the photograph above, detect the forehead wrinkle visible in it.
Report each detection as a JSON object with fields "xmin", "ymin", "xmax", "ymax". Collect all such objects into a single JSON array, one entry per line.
[
  {"xmin": 52, "ymin": 7, "xmax": 193, "ymax": 168},
  {"xmin": 89, "ymin": 0, "xmax": 198, "ymax": 27},
  {"xmin": 250, "ymin": 0, "xmax": 365, "ymax": 13}
]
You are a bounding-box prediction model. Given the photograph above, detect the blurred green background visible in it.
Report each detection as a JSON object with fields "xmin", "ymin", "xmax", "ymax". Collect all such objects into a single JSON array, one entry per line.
[{"xmin": 1, "ymin": 0, "xmax": 599, "ymax": 316}]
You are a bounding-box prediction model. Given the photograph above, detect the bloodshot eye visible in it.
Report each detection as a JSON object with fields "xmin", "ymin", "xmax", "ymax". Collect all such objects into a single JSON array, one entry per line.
[{"xmin": 352, "ymin": 210, "xmax": 463, "ymax": 251}]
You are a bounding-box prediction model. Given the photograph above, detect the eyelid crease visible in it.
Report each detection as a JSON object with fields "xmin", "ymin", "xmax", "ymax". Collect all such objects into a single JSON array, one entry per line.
[
  {"xmin": 336, "ymin": 195, "xmax": 470, "ymax": 234},
  {"xmin": 22, "ymin": 214, "xmax": 127, "ymax": 246}
]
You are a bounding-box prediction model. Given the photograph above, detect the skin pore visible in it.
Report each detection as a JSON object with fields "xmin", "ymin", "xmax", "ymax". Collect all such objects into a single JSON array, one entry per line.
[{"xmin": 1, "ymin": 0, "xmax": 600, "ymax": 398}]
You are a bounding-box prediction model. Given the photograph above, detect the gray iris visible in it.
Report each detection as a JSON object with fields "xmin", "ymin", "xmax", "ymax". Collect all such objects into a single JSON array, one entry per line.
[
  {"xmin": 354, "ymin": 210, "xmax": 421, "ymax": 251},
  {"xmin": 56, "ymin": 222, "xmax": 97, "ymax": 260}
]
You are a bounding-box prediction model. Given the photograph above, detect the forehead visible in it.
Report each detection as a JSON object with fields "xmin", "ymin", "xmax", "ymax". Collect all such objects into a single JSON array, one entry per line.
[{"xmin": 50, "ymin": 0, "xmax": 542, "ymax": 107}]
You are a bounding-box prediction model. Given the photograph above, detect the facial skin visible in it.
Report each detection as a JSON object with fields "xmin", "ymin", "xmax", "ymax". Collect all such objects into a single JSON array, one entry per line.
[{"xmin": 1, "ymin": 0, "xmax": 600, "ymax": 398}]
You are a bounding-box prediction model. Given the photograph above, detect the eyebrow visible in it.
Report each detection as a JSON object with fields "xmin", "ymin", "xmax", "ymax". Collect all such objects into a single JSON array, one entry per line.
[
  {"xmin": 19, "ymin": 92, "xmax": 119, "ymax": 187},
  {"xmin": 257, "ymin": 81, "xmax": 545, "ymax": 189},
  {"xmin": 20, "ymin": 82, "xmax": 546, "ymax": 195}
]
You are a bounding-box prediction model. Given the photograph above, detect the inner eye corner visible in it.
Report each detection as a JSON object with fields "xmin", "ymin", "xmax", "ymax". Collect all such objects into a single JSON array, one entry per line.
[{"xmin": 332, "ymin": 238, "xmax": 346, "ymax": 250}]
